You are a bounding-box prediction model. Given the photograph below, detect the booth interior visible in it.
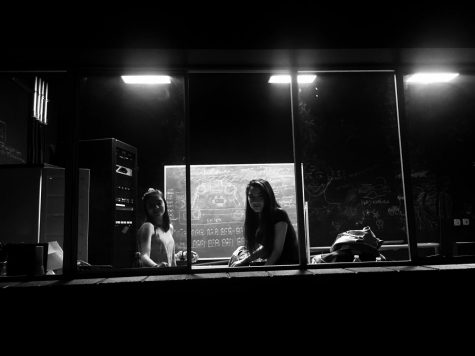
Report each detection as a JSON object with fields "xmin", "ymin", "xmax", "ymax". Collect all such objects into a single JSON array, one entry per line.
[{"xmin": 1, "ymin": 58, "xmax": 475, "ymax": 276}]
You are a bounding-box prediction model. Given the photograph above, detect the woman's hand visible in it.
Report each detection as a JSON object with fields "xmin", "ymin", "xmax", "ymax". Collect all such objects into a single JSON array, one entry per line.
[
  {"xmin": 231, "ymin": 259, "xmax": 244, "ymax": 267},
  {"xmin": 154, "ymin": 262, "xmax": 169, "ymax": 268}
]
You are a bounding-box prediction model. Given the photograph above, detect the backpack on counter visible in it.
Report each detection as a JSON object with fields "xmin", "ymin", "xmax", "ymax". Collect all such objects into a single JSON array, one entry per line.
[{"xmin": 311, "ymin": 226, "xmax": 386, "ymax": 263}]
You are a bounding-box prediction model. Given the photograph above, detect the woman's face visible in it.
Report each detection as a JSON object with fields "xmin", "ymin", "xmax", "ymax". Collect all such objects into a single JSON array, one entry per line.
[
  {"xmin": 145, "ymin": 194, "xmax": 166, "ymax": 221},
  {"xmin": 248, "ymin": 185, "xmax": 265, "ymax": 213}
]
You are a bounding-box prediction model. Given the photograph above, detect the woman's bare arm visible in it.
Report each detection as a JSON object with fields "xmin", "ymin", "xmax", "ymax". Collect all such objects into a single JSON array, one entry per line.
[
  {"xmin": 137, "ymin": 223, "xmax": 162, "ymax": 267},
  {"xmin": 265, "ymin": 221, "xmax": 288, "ymax": 265}
]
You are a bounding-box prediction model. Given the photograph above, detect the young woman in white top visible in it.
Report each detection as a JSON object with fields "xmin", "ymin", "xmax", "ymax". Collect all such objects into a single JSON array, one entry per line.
[{"xmin": 136, "ymin": 188, "xmax": 176, "ymax": 267}]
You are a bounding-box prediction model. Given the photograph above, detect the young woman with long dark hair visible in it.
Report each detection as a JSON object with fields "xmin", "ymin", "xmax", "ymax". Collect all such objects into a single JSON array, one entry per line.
[{"xmin": 231, "ymin": 179, "xmax": 299, "ymax": 266}]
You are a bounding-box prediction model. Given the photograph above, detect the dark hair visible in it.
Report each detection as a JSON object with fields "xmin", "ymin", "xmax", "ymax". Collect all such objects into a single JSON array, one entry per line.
[
  {"xmin": 244, "ymin": 179, "xmax": 280, "ymax": 253},
  {"xmin": 142, "ymin": 188, "xmax": 170, "ymax": 232}
]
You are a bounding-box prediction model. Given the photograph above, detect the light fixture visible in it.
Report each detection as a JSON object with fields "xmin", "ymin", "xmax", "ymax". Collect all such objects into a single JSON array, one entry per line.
[
  {"xmin": 269, "ymin": 75, "xmax": 291, "ymax": 84},
  {"xmin": 298, "ymin": 74, "xmax": 317, "ymax": 83},
  {"xmin": 406, "ymin": 72, "xmax": 459, "ymax": 84},
  {"xmin": 268, "ymin": 74, "xmax": 317, "ymax": 84},
  {"xmin": 121, "ymin": 75, "xmax": 171, "ymax": 84}
]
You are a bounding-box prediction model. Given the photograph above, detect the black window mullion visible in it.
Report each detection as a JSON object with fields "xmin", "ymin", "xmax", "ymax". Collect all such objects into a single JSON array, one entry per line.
[
  {"xmin": 290, "ymin": 70, "xmax": 308, "ymax": 267},
  {"xmin": 62, "ymin": 69, "xmax": 80, "ymax": 277},
  {"xmin": 394, "ymin": 69, "xmax": 419, "ymax": 263}
]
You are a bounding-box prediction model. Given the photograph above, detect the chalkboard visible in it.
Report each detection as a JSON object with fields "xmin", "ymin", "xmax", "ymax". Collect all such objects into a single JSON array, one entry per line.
[{"xmin": 164, "ymin": 164, "xmax": 297, "ymax": 259}]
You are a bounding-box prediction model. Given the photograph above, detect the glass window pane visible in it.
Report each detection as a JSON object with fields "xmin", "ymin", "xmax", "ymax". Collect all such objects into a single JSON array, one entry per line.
[
  {"xmin": 77, "ymin": 73, "xmax": 186, "ymax": 271},
  {"xmin": 404, "ymin": 72, "xmax": 475, "ymax": 259},
  {"xmin": 299, "ymin": 71, "xmax": 409, "ymax": 264},
  {"xmin": 0, "ymin": 72, "xmax": 68, "ymax": 277},
  {"xmin": 187, "ymin": 73, "xmax": 299, "ymax": 269}
]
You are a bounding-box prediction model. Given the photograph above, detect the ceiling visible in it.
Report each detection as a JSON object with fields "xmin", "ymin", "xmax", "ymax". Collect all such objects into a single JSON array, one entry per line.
[{"xmin": 2, "ymin": 4, "xmax": 475, "ymax": 69}]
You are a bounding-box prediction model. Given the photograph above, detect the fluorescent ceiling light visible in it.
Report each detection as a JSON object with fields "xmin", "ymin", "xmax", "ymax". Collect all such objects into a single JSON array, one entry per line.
[
  {"xmin": 268, "ymin": 74, "xmax": 317, "ymax": 84},
  {"xmin": 269, "ymin": 75, "xmax": 291, "ymax": 83},
  {"xmin": 121, "ymin": 75, "xmax": 171, "ymax": 84},
  {"xmin": 406, "ymin": 72, "xmax": 459, "ymax": 84},
  {"xmin": 298, "ymin": 74, "xmax": 317, "ymax": 83}
]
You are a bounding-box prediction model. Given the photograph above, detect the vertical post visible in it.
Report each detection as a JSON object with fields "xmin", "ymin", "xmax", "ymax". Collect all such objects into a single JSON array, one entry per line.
[
  {"xmin": 184, "ymin": 72, "xmax": 192, "ymax": 270},
  {"xmin": 394, "ymin": 70, "xmax": 419, "ymax": 263},
  {"xmin": 290, "ymin": 69, "xmax": 308, "ymax": 267},
  {"xmin": 62, "ymin": 69, "xmax": 79, "ymax": 277},
  {"xmin": 437, "ymin": 177, "xmax": 454, "ymax": 259}
]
